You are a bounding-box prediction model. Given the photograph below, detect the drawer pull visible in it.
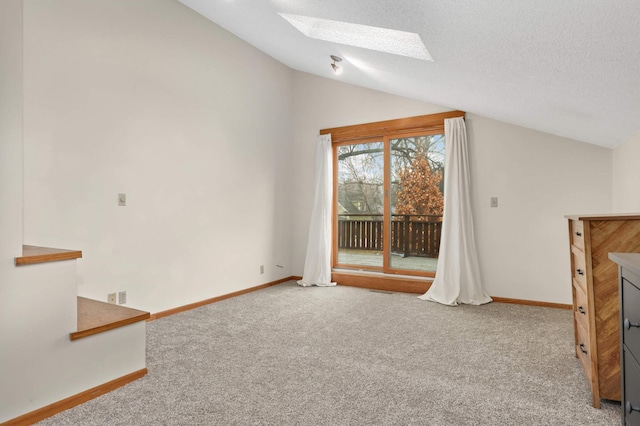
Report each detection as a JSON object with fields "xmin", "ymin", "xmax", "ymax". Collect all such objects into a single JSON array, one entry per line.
[
  {"xmin": 579, "ymin": 343, "xmax": 588, "ymax": 355},
  {"xmin": 578, "ymin": 306, "xmax": 586, "ymax": 314},
  {"xmin": 624, "ymin": 318, "xmax": 640, "ymax": 330},
  {"xmin": 575, "ymin": 232, "xmax": 582, "ymax": 237},
  {"xmin": 627, "ymin": 402, "xmax": 640, "ymax": 414},
  {"xmin": 576, "ymin": 269, "xmax": 584, "ymax": 276}
]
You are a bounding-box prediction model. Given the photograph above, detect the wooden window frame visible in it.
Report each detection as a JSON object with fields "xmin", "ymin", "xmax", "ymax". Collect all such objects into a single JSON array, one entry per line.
[
  {"xmin": 321, "ymin": 110, "xmax": 464, "ymax": 143},
  {"xmin": 323, "ymin": 110, "xmax": 464, "ymax": 288}
]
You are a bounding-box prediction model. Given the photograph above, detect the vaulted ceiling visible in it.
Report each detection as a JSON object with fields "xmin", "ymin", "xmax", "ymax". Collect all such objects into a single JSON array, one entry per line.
[{"xmin": 179, "ymin": 0, "xmax": 640, "ymax": 148}]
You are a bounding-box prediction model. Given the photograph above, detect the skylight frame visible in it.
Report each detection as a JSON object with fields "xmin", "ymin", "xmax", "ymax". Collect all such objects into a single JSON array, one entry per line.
[{"xmin": 279, "ymin": 13, "xmax": 433, "ymax": 61}]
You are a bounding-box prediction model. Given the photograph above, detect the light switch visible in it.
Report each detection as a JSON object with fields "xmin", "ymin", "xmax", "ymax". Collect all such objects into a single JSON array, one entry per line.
[
  {"xmin": 490, "ymin": 197, "xmax": 498, "ymax": 208},
  {"xmin": 118, "ymin": 193, "xmax": 126, "ymax": 206}
]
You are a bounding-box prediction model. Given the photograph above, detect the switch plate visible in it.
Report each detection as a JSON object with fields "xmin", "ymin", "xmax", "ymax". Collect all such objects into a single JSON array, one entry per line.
[
  {"xmin": 108, "ymin": 293, "xmax": 117, "ymax": 304},
  {"xmin": 118, "ymin": 193, "xmax": 126, "ymax": 206},
  {"xmin": 260, "ymin": 265, "xmax": 264, "ymax": 274},
  {"xmin": 118, "ymin": 291, "xmax": 127, "ymax": 304},
  {"xmin": 490, "ymin": 197, "xmax": 498, "ymax": 208}
]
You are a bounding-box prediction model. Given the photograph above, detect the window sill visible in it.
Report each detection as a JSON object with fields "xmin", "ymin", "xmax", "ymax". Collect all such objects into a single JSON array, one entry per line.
[{"xmin": 332, "ymin": 269, "xmax": 433, "ymax": 294}]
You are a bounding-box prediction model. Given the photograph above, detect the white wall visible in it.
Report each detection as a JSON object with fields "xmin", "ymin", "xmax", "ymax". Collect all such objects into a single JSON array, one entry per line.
[
  {"xmin": 291, "ymin": 72, "xmax": 612, "ymax": 304},
  {"xmin": 466, "ymin": 115, "xmax": 611, "ymax": 303},
  {"xmin": 0, "ymin": 0, "xmax": 23, "ymax": 261},
  {"xmin": 1, "ymin": 2, "xmax": 146, "ymax": 422},
  {"xmin": 22, "ymin": 0, "xmax": 294, "ymax": 314},
  {"xmin": 0, "ymin": 0, "xmax": 28, "ymax": 419},
  {"xmin": 613, "ymin": 130, "xmax": 640, "ymax": 211}
]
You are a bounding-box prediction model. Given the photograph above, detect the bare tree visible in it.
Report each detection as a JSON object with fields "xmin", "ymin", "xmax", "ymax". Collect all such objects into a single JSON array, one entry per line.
[{"xmin": 337, "ymin": 135, "xmax": 445, "ymax": 216}]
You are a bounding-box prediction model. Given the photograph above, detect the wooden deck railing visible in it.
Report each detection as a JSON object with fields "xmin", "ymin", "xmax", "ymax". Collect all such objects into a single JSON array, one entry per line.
[{"xmin": 337, "ymin": 214, "xmax": 442, "ymax": 258}]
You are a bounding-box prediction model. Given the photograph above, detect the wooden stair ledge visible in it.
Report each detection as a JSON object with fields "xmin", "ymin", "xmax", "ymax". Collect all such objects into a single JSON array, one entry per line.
[
  {"xmin": 15, "ymin": 245, "xmax": 82, "ymax": 266},
  {"xmin": 71, "ymin": 297, "xmax": 150, "ymax": 341}
]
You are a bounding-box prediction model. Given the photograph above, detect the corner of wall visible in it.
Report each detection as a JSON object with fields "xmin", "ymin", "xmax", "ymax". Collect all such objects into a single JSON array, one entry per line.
[{"xmin": 612, "ymin": 130, "xmax": 640, "ymax": 212}]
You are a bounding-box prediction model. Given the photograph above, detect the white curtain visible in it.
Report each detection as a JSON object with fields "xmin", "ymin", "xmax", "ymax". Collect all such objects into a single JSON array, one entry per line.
[
  {"xmin": 297, "ymin": 134, "xmax": 337, "ymax": 287},
  {"xmin": 419, "ymin": 117, "xmax": 491, "ymax": 305}
]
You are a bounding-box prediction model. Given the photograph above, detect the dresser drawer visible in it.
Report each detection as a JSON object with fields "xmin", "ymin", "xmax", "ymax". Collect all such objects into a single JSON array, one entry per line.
[
  {"xmin": 576, "ymin": 321, "xmax": 592, "ymax": 381},
  {"xmin": 623, "ymin": 279, "xmax": 640, "ymax": 357},
  {"xmin": 573, "ymin": 250, "xmax": 587, "ymax": 289},
  {"xmin": 574, "ymin": 280, "xmax": 589, "ymax": 326},
  {"xmin": 571, "ymin": 220, "xmax": 585, "ymax": 251},
  {"xmin": 624, "ymin": 350, "xmax": 640, "ymax": 426}
]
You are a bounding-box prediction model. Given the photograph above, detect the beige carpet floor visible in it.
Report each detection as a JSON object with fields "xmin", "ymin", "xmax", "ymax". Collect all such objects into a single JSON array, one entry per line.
[{"xmin": 37, "ymin": 281, "xmax": 620, "ymax": 425}]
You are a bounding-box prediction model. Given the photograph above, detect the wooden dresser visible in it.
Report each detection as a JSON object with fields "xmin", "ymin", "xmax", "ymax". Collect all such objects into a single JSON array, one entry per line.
[
  {"xmin": 566, "ymin": 214, "xmax": 640, "ymax": 408},
  {"xmin": 609, "ymin": 252, "xmax": 640, "ymax": 425}
]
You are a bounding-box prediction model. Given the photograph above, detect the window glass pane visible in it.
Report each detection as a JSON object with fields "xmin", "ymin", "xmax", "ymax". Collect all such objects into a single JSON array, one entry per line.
[
  {"xmin": 389, "ymin": 135, "xmax": 444, "ymax": 272},
  {"xmin": 336, "ymin": 141, "xmax": 384, "ymax": 268}
]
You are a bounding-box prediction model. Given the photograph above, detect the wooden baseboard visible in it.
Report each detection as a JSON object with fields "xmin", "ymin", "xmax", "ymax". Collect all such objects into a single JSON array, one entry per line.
[
  {"xmin": 491, "ymin": 296, "xmax": 572, "ymax": 310},
  {"xmin": 332, "ymin": 271, "xmax": 571, "ymax": 309},
  {"xmin": 148, "ymin": 276, "xmax": 300, "ymax": 321},
  {"xmin": 2, "ymin": 368, "xmax": 147, "ymax": 426}
]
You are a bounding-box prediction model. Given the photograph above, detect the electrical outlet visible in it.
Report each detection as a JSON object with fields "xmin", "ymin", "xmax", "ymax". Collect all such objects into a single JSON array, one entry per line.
[
  {"xmin": 118, "ymin": 291, "xmax": 127, "ymax": 305},
  {"xmin": 260, "ymin": 265, "xmax": 264, "ymax": 274},
  {"xmin": 108, "ymin": 293, "xmax": 117, "ymax": 304}
]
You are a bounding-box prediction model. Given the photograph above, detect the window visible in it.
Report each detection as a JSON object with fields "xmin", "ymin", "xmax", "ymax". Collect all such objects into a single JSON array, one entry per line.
[{"xmin": 322, "ymin": 111, "xmax": 464, "ymax": 285}]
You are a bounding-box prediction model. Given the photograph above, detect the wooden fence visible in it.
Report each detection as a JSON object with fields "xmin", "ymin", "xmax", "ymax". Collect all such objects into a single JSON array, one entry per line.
[{"xmin": 337, "ymin": 214, "xmax": 442, "ymax": 258}]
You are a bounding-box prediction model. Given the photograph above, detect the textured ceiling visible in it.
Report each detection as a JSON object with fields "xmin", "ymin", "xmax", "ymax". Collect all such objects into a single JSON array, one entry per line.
[{"xmin": 179, "ymin": 0, "xmax": 640, "ymax": 148}]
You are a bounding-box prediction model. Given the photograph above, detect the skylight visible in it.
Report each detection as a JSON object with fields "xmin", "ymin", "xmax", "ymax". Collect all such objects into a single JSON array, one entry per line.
[{"xmin": 279, "ymin": 13, "xmax": 432, "ymax": 61}]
